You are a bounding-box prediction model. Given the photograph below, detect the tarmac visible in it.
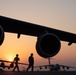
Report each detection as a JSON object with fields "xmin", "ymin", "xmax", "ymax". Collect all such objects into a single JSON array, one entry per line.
[{"xmin": 0, "ymin": 71, "xmax": 76, "ymax": 75}]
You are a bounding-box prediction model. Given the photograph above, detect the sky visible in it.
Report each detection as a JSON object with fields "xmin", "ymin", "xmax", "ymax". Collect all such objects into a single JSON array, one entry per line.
[{"xmin": 0, "ymin": 0, "xmax": 76, "ymax": 71}]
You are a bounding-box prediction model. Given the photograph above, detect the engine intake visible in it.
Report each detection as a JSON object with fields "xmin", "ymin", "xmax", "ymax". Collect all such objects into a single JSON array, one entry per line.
[
  {"xmin": 1, "ymin": 62, "xmax": 5, "ymax": 68},
  {"xmin": 36, "ymin": 33, "xmax": 61, "ymax": 58},
  {"xmin": 0, "ymin": 25, "xmax": 4, "ymax": 45}
]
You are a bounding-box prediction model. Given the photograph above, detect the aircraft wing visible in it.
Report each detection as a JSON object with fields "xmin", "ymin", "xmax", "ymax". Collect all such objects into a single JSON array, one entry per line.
[
  {"xmin": 0, "ymin": 15, "xmax": 76, "ymax": 43},
  {"xmin": 34, "ymin": 64, "xmax": 53, "ymax": 68},
  {"xmin": 34, "ymin": 64, "xmax": 76, "ymax": 69},
  {"xmin": 17, "ymin": 62, "xmax": 28, "ymax": 65},
  {"xmin": 0, "ymin": 15, "xmax": 76, "ymax": 58},
  {"xmin": 59, "ymin": 64, "xmax": 76, "ymax": 69},
  {"xmin": 0, "ymin": 60, "xmax": 28, "ymax": 65},
  {"xmin": 0, "ymin": 60, "xmax": 10, "ymax": 63},
  {"xmin": 34, "ymin": 64, "xmax": 54, "ymax": 69}
]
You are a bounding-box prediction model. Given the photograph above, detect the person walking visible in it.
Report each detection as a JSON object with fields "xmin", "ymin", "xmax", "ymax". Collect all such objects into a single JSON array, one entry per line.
[
  {"xmin": 26, "ymin": 53, "xmax": 34, "ymax": 72},
  {"xmin": 13, "ymin": 54, "xmax": 20, "ymax": 72}
]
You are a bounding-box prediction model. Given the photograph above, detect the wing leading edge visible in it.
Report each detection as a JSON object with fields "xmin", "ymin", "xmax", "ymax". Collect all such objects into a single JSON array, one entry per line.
[{"xmin": 0, "ymin": 15, "xmax": 76, "ymax": 44}]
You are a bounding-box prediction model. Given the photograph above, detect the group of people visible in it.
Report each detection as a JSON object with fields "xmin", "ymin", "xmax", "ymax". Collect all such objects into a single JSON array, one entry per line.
[{"xmin": 13, "ymin": 53, "xmax": 34, "ymax": 72}]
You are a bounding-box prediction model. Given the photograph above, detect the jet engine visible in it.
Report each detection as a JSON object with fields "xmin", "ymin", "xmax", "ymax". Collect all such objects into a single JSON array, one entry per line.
[
  {"xmin": 10, "ymin": 63, "xmax": 14, "ymax": 68},
  {"xmin": 1, "ymin": 62, "xmax": 5, "ymax": 68},
  {"xmin": 36, "ymin": 33, "xmax": 61, "ymax": 58},
  {"xmin": 0, "ymin": 25, "xmax": 4, "ymax": 45}
]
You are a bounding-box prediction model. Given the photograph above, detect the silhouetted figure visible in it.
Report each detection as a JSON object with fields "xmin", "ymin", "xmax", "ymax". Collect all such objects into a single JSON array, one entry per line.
[
  {"xmin": 13, "ymin": 54, "xmax": 20, "ymax": 72},
  {"xmin": 26, "ymin": 53, "xmax": 34, "ymax": 72}
]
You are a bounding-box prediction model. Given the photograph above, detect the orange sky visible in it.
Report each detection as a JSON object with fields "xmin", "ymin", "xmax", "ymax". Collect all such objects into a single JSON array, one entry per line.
[{"xmin": 0, "ymin": 0, "xmax": 76, "ymax": 71}]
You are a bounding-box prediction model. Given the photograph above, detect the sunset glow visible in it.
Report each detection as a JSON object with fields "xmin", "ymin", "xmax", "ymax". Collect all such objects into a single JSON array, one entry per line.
[
  {"xmin": 0, "ymin": 0, "xmax": 76, "ymax": 71},
  {"xmin": 9, "ymin": 58, "xmax": 13, "ymax": 62}
]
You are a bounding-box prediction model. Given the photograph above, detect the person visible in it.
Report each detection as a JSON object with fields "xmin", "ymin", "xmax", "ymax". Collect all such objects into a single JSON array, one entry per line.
[
  {"xmin": 13, "ymin": 54, "xmax": 20, "ymax": 72},
  {"xmin": 26, "ymin": 53, "xmax": 34, "ymax": 72}
]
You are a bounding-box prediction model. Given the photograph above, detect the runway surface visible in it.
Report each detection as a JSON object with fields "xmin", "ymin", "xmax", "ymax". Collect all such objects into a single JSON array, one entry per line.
[{"xmin": 0, "ymin": 71, "xmax": 76, "ymax": 75}]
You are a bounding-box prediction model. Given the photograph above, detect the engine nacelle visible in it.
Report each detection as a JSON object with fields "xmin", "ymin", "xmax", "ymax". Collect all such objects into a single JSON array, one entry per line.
[
  {"xmin": 0, "ymin": 25, "xmax": 4, "ymax": 45},
  {"xmin": 36, "ymin": 33, "xmax": 61, "ymax": 58},
  {"xmin": 10, "ymin": 63, "xmax": 14, "ymax": 68},
  {"xmin": 1, "ymin": 62, "xmax": 5, "ymax": 68}
]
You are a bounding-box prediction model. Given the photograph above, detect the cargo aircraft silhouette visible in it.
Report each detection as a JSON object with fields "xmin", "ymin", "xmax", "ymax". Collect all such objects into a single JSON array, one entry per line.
[
  {"xmin": 34, "ymin": 64, "xmax": 76, "ymax": 71},
  {"xmin": 35, "ymin": 58, "xmax": 76, "ymax": 71},
  {"xmin": 0, "ymin": 15, "xmax": 76, "ymax": 58},
  {"xmin": 0, "ymin": 59, "xmax": 28, "ymax": 69}
]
